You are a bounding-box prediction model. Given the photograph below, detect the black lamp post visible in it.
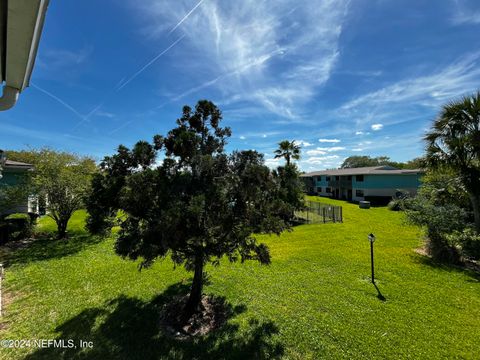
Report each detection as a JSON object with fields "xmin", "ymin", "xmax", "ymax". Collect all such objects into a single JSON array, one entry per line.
[{"xmin": 368, "ymin": 233, "xmax": 376, "ymax": 284}]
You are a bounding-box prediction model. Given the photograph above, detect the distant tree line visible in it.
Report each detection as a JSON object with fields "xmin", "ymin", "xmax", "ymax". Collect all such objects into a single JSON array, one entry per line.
[{"xmin": 341, "ymin": 155, "xmax": 424, "ymax": 169}]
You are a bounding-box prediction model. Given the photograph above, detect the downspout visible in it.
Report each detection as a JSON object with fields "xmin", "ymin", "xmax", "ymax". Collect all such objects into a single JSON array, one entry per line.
[{"xmin": 0, "ymin": 85, "xmax": 19, "ymax": 110}]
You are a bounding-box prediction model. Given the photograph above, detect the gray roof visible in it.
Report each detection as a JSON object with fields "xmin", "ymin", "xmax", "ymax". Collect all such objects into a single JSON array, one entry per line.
[
  {"xmin": 4, "ymin": 159, "xmax": 34, "ymax": 169},
  {"xmin": 301, "ymin": 166, "xmax": 424, "ymax": 177}
]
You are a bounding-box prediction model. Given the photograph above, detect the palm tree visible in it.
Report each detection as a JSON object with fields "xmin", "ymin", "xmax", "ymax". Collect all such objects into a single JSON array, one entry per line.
[
  {"xmin": 425, "ymin": 92, "xmax": 480, "ymax": 232},
  {"xmin": 274, "ymin": 140, "xmax": 301, "ymax": 166}
]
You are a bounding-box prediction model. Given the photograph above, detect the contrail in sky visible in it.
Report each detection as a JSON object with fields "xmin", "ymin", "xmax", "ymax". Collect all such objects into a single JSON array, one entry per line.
[
  {"xmin": 116, "ymin": 35, "xmax": 185, "ymax": 91},
  {"xmin": 31, "ymin": 83, "xmax": 85, "ymax": 120},
  {"xmin": 169, "ymin": 0, "xmax": 205, "ymax": 34}
]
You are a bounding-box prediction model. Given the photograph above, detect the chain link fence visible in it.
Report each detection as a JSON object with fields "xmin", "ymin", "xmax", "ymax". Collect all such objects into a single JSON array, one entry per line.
[{"xmin": 294, "ymin": 200, "xmax": 343, "ymax": 224}]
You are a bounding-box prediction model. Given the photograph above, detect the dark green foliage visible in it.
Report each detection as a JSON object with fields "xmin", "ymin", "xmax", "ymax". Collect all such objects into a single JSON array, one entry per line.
[
  {"xmin": 404, "ymin": 169, "xmax": 471, "ymax": 262},
  {"xmin": 424, "ymin": 92, "xmax": 480, "ymax": 232},
  {"xmin": 446, "ymin": 228, "xmax": 480, "ymax": 260},
  {"xmin": 387, "ymin": 199, "xmax": 402, "ymax": 211},
  {"xmin": 274, "ymin": 140, "xmax": 301, "ymax": 166},
  {"xmin": 387, "ymin": 190, "xmax": 410, "ymax": 211},
  {"xmin": 6, "ymin": 148, "xmax": 97, "ymax": 239},
  {"xmin": 405, "ymin": 198, "xmax": 467, "ymax": 263},
  {"xmin": 273, "ymin": 164, "xmax": 305, "ymax": 220},
  {"xmin": 0, "ymin": 181, "xmax": 32, "ymax": 218},
  {"xmin": 341, "ymin": 155, "xmax": 424, "ymax": 169},
  {"xmin": 86, "ymin": 100, "xmax": 292, "ymax": 318},
  {"xmin": 0, "ymin": 214, "xmax": 33, "ymax": 243}
]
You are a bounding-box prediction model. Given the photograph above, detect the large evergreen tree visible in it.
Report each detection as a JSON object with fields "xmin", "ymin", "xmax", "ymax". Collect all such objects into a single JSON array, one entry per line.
[{"xmin": 86, "ymin": 100, "xmax": 291, "ymax": 318}]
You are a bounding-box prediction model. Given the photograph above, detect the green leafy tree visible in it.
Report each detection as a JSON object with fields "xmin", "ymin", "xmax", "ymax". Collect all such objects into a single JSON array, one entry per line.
[
  {"xmin": 274, "ymin": 140, "xmax": 300, "ymax": 166},
  {"xmin": 7, "ymin": 149, "xmax": 97, "ymax": 238},
  {"xmin": 272, "ymin": 164, "xmax": 305, "ymax": 221},
  {"xmin": 340, "ymin": 155, "xmax": 424, "ymax": 169},
  {"xmin": 341, "ymin": 155, "xmax": 380, "ymax": 168},
  {"xmin": 0, "ymin": 183, "xmax": 32, "ymax": 219},
  {"xmin": 86, "ymin": 100, "xmax": 291, "ymax": 318},
  {"xmin": 424, "ymin": 92, "xmax": 480, "ymax": 233},
  {"xmin": 404, "ymin": 168, "xmax": 471, "ymax": 262}
]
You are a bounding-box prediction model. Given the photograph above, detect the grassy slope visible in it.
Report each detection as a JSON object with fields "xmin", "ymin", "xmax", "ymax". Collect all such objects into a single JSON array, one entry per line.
[{"xmin": 0, "ymin": 201, "xmax": 479, "ymax": 359}]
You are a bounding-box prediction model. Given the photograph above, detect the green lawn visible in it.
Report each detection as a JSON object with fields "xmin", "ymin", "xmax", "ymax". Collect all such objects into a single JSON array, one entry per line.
[{"xmin": 0, "ymin": 200, "xmax": 479, "ymax": 359}]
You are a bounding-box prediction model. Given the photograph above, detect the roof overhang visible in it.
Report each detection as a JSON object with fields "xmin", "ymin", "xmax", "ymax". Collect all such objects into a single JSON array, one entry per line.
[{"xmin": 0, "ymin": 0, "xmax": 49, "ymax": 111}]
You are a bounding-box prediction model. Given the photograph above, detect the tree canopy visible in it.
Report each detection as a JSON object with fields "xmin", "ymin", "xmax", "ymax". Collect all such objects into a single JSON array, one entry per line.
[
  {"xmin": 340, "ymin": 155, "xmax": 424, "ymax": 169},
  {"xmin": 86, "ymin": 100, "xmax": 296, "ymax": 318},
  {"xmin": 7, "ymin": 148, "xmax": 97, "ymax": 238},
  {"xmin": 274, "ymin": 140, "xmax": 301, "ymax": 166},
  {"xmin": 424, "ymin": 91, "xmax": 480, "ymax": 232}
]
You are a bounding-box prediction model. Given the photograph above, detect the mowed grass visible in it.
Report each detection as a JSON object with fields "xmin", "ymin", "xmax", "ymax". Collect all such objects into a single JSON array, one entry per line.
[{"xmin": 0, "ymin": 200, "xmax": 479, "ymax": 359}]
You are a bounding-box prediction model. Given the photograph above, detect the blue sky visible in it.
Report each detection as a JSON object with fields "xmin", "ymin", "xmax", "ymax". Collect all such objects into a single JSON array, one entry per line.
[{"xmin": 1, "ymin": 0, "xmax": 480, "ymax": 171}]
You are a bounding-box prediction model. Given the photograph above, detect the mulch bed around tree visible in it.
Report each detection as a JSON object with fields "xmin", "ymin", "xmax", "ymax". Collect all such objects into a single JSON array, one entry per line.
[{"xmin": 159, "ymin": 294, "xmax": 231, "ymax": 339}]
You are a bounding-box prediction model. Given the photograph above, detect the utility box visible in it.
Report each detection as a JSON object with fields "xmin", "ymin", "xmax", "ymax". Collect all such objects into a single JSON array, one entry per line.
[{"xmin": 359, "ymin": 201, "xmax": 371, "ymax": 209}]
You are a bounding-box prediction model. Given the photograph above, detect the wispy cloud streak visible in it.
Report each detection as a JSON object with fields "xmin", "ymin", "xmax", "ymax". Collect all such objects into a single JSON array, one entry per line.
[
  {"xmin": 31, "ymin": 83, "xmax": 84, "ymax": 120},
  {"xmin": 169, "ymin": 0, "xmax": 205, "ymax": 34},
  {"xmin": 136, "ymin": 0, "xmax": 349, "ymax": 119},
  {"xmin": 116, "ymin": 35, "xmax": 185, "ymax": 91}
]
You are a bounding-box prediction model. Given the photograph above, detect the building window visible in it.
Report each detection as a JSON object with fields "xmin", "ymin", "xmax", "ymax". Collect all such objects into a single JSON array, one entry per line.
[
  {"xmin": 317, "ymin": 176, "xmax": 322, "ymax": 182},
  {"xmin": 317, "ymin": 187, "xmax": 322, "ymax": 193},
  {"xmin": 356, "ymin": 175, "xmax": 364, "ymax": 182},
  {"xmin": 326, "ymin": 187, "xmax": 331, "ymax": 193},
  {"xmin": 335, "ymin": 176, "xmax": 340, "ymax": 181},
  {"xmin": 326, "ymin": 176, "xmax": 330, "ymax": 181},
  {"xmin": 347, "ymin": 175, "xmax": 352, "ymax": 180},
  {"xmin": 356, "ymin": 189, "xmax": 364, "ymax": 197}
]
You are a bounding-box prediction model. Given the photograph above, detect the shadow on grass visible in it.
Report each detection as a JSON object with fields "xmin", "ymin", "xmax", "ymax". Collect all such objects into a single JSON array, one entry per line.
[
  {"xmin": 25, "ymin": 282, "xmax": 284, "ymax": 360},
  {"xmin": 411, "ymin": 253, "xmax": 480, "ymax": 282},
  {"xmin": 373, "ymin": 283, "xmax": 386, "ymax": 301},
  {"xmin": 0, "ymin": 231, "xmax": 104, "ymax": 268}
]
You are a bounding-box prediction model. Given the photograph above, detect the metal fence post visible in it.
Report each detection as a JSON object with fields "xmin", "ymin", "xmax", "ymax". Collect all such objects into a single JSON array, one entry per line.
[{"xmin": 0, "ymin": 263, "xmax": 3, "ymax": 317}]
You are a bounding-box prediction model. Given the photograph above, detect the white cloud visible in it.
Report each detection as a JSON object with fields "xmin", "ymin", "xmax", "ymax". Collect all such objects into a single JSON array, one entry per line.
[
  {"xmin": 451, "ymin": 1, "xmax": 480, "ymax": 25},
  {"xmin": 340, "ymin": 52, "xmax": 480, "ymax": 121},
  {"xmin": 317, "ymin": 146, "xmax": 346, "ymax": 152},
  {"xmin": 37, "ymin": 46, "xmax": 93, "ymax": 70},
  {"xmin": 239, "ymin": 135, "xmax": 246, "ymax": 140},
  {"xmin": 452, "ymin": 12, "xmax": 480, "ymax": 25},
  {"xmin": 318, "ymin": 138, "xmax": 341, "ymax": 143},
  {"xmin": 352, "ymin": 148, "xmax": 363, "ymax": 152},
  {"xmin": 371, "ymin": 123, "xmax": 383, "ymax": 131},
  {"xmin": 95, "ymin": 111, "xmax": 115, "ymax": 119},
  {"xmin": 305, "ymin": 155, "xmax": 339, "ymax": 164},
  {"xmin": 306, "ymin": 149, "xmax": 326, "ymax": 156},
  {"xmin": 264, "ymin": 157, "xmax": 280, "ymax": 169},
  {"xmin": 355, "ymin": 131, "xmax": 364, "ymax": 135},
  {"xmin": 134, "ymin": 0, "xmax": 350, "ymax": 118},
  {"xmin": 295, "ymin": 140, "xmax": 313, "ymax": 147},
  {"xmin": 307, "ymin": 146, "xmax": 345, "ymax": 156}
]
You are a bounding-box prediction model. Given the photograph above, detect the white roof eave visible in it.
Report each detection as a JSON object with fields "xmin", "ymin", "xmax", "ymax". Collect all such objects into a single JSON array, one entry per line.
[{"xmin": 0, "ymin": 0, "xmax": 49, "ymax": 111}]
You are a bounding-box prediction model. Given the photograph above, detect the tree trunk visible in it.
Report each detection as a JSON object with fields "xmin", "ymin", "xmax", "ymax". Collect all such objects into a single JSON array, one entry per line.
[
  {"xmin": 56, "ymin": 218, "xmax": 68, "ymax": 239},
  {"xmin": 184, "ymin": 250, "xmax": 204, "ymax": 319},
  {"xmin": 469, "ymin": 192, "xmax": 480, "ymax": 234}
]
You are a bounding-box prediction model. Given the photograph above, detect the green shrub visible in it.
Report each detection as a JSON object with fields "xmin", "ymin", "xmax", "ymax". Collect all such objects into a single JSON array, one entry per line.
[
  {"xmin": 0, "ymin": 214, "xmax": 33, "ymax": 242},
  {"xmin": 388, "ymin": 190, "xmax": 410, "ymax": 211},
  {"xmin": 405, "ymin": 199, "xmax": 467, "ymax": 263},
  {"xmin": 446, "ymin": 228, "xmax": 480, "ymax": 260},
  {"xmin": 387, "ymin": 198, "xmax": 403, "ymax": 211}
]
